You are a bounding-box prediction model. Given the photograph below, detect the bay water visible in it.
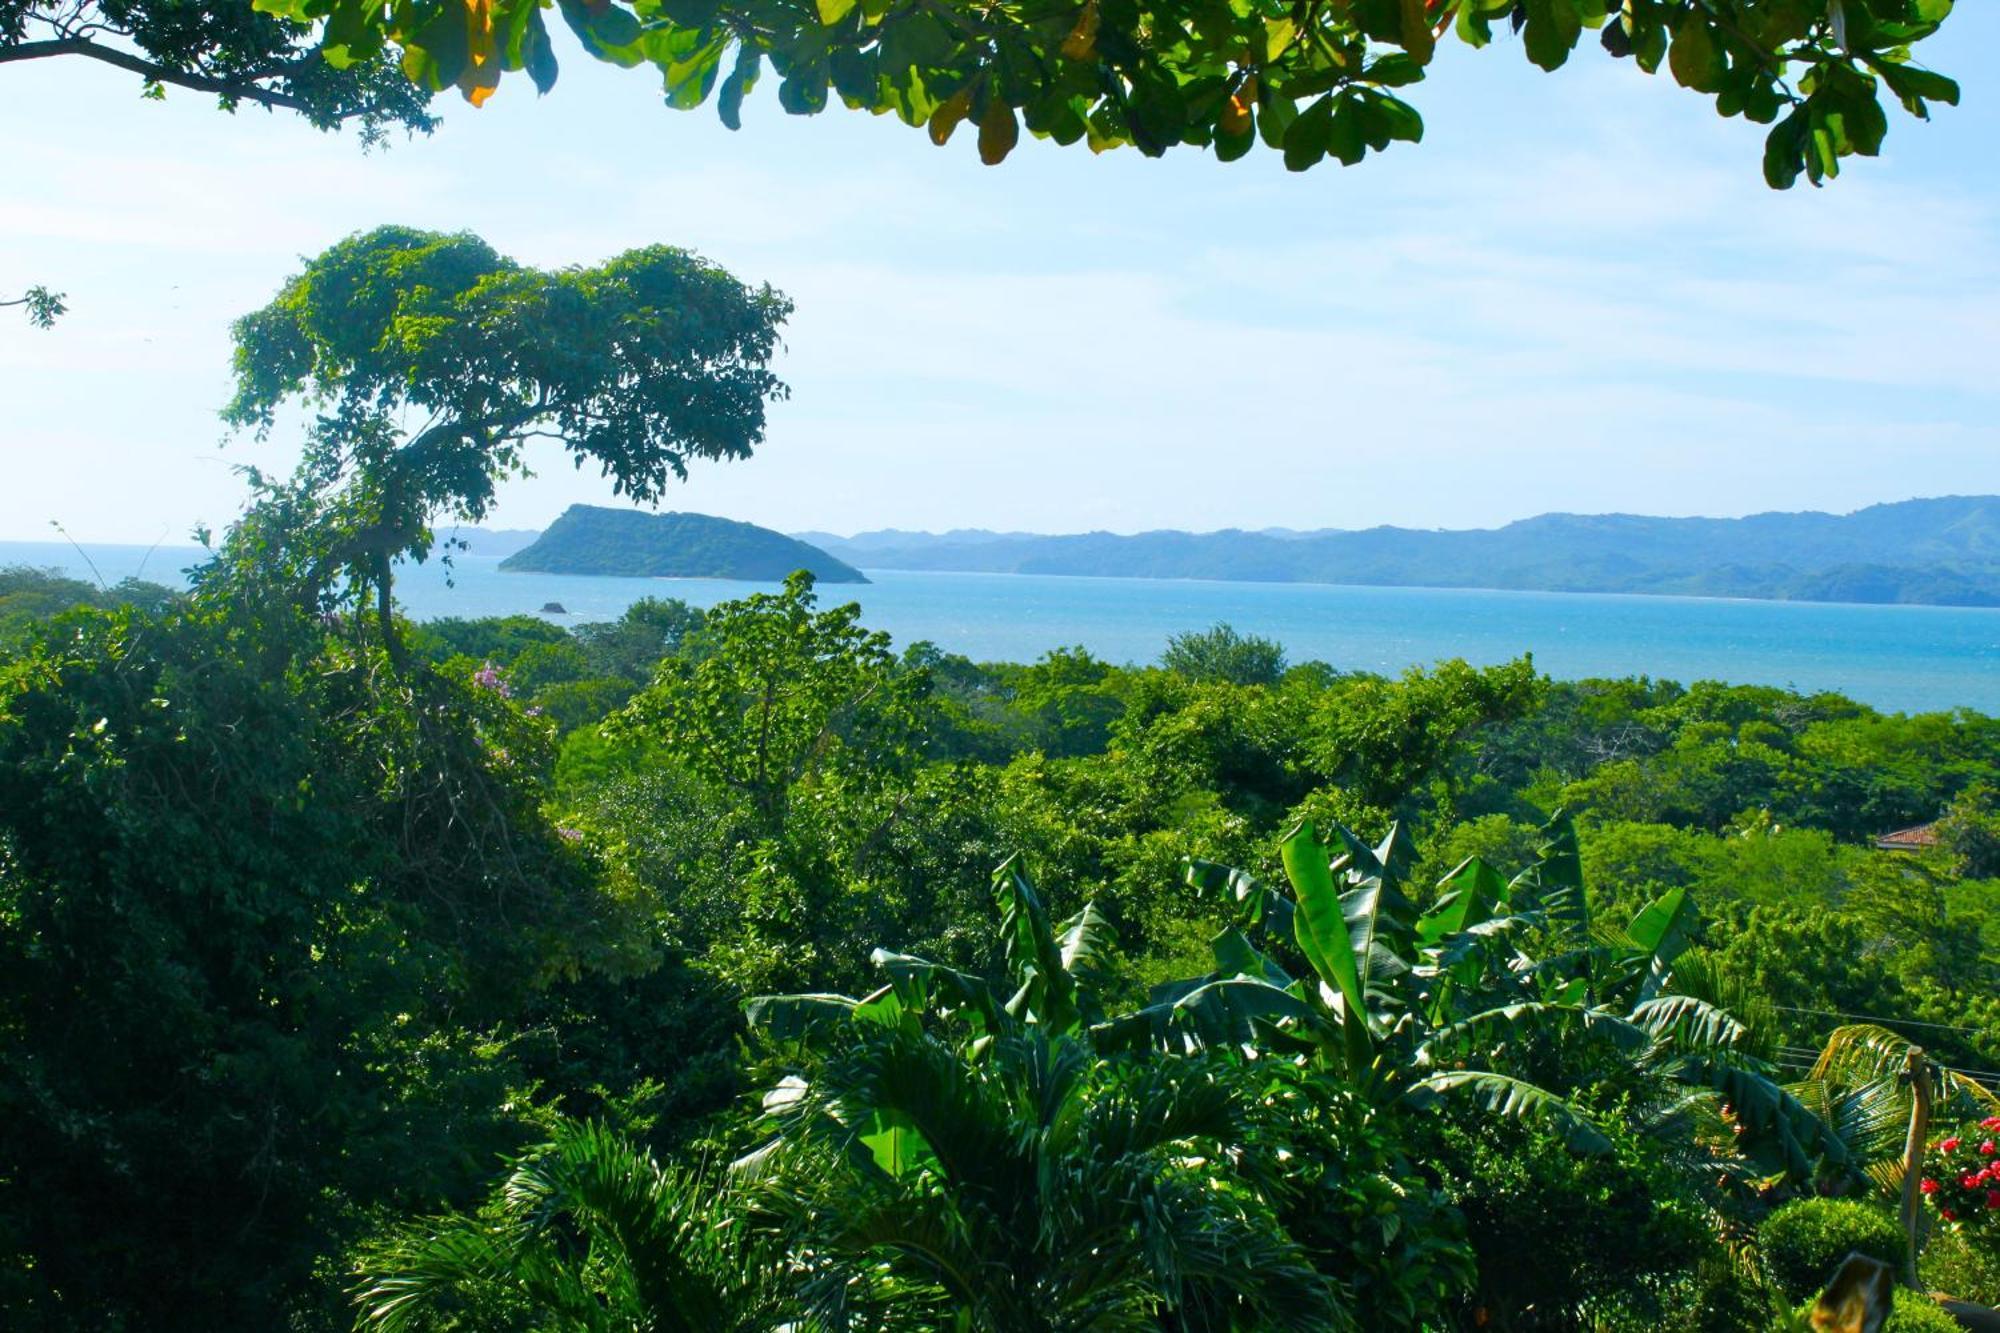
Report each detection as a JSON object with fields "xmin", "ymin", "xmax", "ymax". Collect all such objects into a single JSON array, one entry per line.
[{"xmin": 6, "ymin": 540, "xmax": 1997, "ymax": 716}]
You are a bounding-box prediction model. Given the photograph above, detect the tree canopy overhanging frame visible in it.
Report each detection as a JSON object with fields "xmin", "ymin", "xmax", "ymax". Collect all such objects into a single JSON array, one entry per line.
[{"xmin": 232, "ymin": 0, "xmax": 1959, "ymax": 187}]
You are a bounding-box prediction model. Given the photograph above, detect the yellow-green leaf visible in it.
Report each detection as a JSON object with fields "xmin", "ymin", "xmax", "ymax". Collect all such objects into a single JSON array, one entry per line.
[{"xmin": 1264, "ymin": 16, "xmax": 1297, "ymax": 62}]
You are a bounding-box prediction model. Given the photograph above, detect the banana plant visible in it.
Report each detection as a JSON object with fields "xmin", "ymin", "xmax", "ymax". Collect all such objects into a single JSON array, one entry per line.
[
  {"xmin": 1170, "ymin": 809, "xmax": 1855, "ymax": 1178},
  {"xmin": 737, "ymin": 860, "xmax": 1349, "ymax": 1331}
]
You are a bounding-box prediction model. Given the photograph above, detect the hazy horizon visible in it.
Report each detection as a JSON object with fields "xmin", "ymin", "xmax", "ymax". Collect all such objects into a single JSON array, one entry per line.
[{"xmin": 6, "ymin": 489, "xmax": 1998, "ymax": 548}]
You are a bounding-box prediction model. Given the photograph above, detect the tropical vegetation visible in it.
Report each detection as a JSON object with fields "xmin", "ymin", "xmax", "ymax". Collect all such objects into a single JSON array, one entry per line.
[{"xmin": 4, "ymin": 228, "xmax": 2000, "ymax": 1330}]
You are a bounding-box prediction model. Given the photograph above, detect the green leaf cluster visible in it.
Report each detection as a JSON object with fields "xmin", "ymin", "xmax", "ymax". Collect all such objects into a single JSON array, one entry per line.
[{"xmin": 262, "ymin": 0, "xmax": 1959, "ymax": 185}]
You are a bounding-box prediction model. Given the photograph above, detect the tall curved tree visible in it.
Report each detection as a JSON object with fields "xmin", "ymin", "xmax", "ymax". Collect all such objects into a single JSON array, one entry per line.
[{"xmin": 219, "ymin": 225, "xmax": 792, "ymax": 659}]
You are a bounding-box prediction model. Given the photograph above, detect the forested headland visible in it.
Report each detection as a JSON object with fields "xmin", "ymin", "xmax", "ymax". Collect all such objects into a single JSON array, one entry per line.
[{"xmin": 502, "ymin": 506, "xmax": 867, "ymax": 583}]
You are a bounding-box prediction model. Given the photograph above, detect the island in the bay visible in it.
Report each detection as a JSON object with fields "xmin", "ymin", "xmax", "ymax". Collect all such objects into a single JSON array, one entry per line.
[{"xmin": 500, "ymin": 506, "xmax": 867, "ymax": 583}]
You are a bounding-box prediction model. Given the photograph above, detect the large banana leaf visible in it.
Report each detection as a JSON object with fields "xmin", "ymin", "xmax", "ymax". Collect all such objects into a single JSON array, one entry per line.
[
  {"xmin": 1280, "ymin": 822, "xmax": 1362, "ymax": 1017},
  {"xmin": 1210, "ymin": 925, "xmax": 1293, "ymax": 987},
  {"xmin": 870, "ymin": 948, "xmax": 1006, "ymax": 1040},
  {"xmin": 1666, "ymin": 1054, "xmax": 1855, "ymax": 1181},
  {"xmin": 1417, "ymin": 855, "xmax": 1507, "ymax": 946},
  {"xmin": 1097, "ymin": 975, "xmax": 1320, "ymax": 1056},
  {"xmin": 1629, "ymin": 994, "xmax": 1747, "ymax": 1053},
  {"xmin": 744, "ymin": 991, "xmax": 863, "ymax": 1042},
  {"xmin": 1622, "ymin": 886, "xmax": 1698, "ymax": 1004},
  {"xmin": 1417, "ymin": 1002, "xmax": 1650, "ymax": 1068},
  {"xmin": 1510, "ymin": 809, "xmax": 1589, "ymax": 945},
  {"xmin": 1419, "ymin": 912, "xmax": 1543, "ymax": 979},
  {"xmin": 1183, "ymin": 856, "xmax": 1295, "ymax": 940},
  {"xmin": 1057, "ymin": 901, "xmax": 1114, "ymax": 976},
  {"xmin": 1411, "ymin": 1069, "xmax": 1613, "ymax": 1154},
  {"xmin": 1373, "ymin": 820, "xmax": 1419, "ymax": 887},
  {"xmin": 994, "ymin": 856, "xmax": 1082, "ymax": 1033},
  {"xmin": 1342, "ymin": 868, "xmax": 1418, "ymax": 1004}
]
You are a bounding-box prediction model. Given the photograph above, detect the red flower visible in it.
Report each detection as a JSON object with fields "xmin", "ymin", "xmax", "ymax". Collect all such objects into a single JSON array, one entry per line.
[
  {"xmin": 1988, "ymin": 1191, "xmax": 2000, "ymax": 1210},
  {"xmin": 1922, "ymin": 1178, "xmax": 1940, "ymax": 1195},
  {"xmin": 1982, "ymin": 1140, "xmax": 1998, "ymax": 1157},
  {"xmin": 1941, "ymin": 1136, "xmax": 1962, "ymax": 1153},
  {"xmin": 1942, "ymin": 1208, "xmax": 1958, "ymax": 1222},
  {"xmin": 1963, "ymin": 1174, "xmax": 1981, "ymax": 1190},
  {"xmin": 1981, "ymin": 1116, "xmax": 2000, "ymax": 1132}
]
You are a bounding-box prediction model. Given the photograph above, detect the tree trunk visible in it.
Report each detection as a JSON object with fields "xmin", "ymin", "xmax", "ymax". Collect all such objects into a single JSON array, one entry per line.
[{"xmin": 1899, "ymin": 1046, "xmax": 1932, "ymax": 1290}]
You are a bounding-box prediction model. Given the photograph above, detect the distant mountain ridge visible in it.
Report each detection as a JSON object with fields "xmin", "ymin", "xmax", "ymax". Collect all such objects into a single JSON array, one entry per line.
[
  {"xmin": 441, "ymin": 526, "xmax": 542, "ymax": 560},
  {"xmin": 502, "ymin": 507, "xmax": 866, "ymax": 583},
  {"xmin": 796, "ymin": 497, "xmax": 2000, "ymax": 607}
]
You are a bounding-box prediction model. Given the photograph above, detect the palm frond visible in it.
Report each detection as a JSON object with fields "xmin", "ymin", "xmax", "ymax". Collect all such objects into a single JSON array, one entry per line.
[
  {"xmin": 357, "ymin": 1123, "xmax": 783, "ymax": 1333},
  {"xmin": 1809, "ymin": 1023, "xmax": 1921, "ymax": 1087},
  {"xmin": 1667, "ymin": 1055, "xmax": 1854, "ymax": 1182}
]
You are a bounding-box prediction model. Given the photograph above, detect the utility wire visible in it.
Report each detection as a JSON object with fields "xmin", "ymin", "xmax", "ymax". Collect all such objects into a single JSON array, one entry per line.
[{"xmin": 1771, "ymin": 1004, "xmax": 1987, "ymax": 1036}]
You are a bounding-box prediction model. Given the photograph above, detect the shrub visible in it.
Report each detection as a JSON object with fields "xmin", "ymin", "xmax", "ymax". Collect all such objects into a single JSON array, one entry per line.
[
  {"xmin": 1759, "ymin": 1198, "xmax": 1908, "ymax": 1303},
  {"xmin": 1424, "ymin": 1110, "xmax": 1721, "ymax": 1328},
  {"xmin": 1922, "ymin": 1224, "xmax": 2000, "ymax": 1306},
  {"xmin": 1884, "ymin": 1294, "xmax": 1970, "ymax": 1332}
]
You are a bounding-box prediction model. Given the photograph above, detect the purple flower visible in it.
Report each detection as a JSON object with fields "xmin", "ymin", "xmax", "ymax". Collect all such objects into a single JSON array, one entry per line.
[
  {"xmin": 556, "ymin": 826, "xmax": 583, "ymax": 844},
  {"xmin": 472, "ymin": 661, "xmax": 512, "ymax": 698}
]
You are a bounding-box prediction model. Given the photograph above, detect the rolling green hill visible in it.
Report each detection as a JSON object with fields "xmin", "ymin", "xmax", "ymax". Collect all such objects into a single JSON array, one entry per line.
[
  {"xmin": 804, "ymin": 497, "xmax": 2000, "ymax": 607},
  {"xmin": 501, "ymin": 507, "xmax": 866, "ymax": 583}
]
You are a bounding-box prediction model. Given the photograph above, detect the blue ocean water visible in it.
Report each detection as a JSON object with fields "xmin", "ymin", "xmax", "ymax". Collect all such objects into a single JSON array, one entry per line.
[{"xmin": 7, "ymin": 541, "xmax": 1998, "ymax": 715}]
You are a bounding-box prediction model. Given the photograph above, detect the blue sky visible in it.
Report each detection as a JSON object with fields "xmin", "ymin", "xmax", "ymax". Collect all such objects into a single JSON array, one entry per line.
[{"xmin": 2, "ymin": 11, "xmax": 1996, "ymax": 543}]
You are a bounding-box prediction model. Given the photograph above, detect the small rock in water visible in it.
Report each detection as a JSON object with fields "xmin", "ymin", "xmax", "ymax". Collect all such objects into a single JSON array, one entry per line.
[{"xmin": 540, "ymin": 602, "xmax": 568, "ymax": 614}]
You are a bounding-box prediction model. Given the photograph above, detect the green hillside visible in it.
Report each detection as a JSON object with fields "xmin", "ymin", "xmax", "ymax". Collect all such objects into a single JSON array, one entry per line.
[
  {"xmin": 501, "ymin": 506, "xmax": 867, "ymax": 583},
  {"xmin": 808, "ymin": 496, "xmax": 2000, "ymax": 606}
]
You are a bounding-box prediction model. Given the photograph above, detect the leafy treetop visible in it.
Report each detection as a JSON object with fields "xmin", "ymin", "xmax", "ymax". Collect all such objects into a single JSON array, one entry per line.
[
  {"xmin": 247, "ymin": 0, "xmax": 1960, "ymax": 187},
  {"xmin": 221, "ymin": 225, "xmax": 791, "ymax": 652}
]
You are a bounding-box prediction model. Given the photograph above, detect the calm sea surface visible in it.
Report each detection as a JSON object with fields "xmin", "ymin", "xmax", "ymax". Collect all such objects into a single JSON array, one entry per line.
[{"xmin": 8, "ymin": 541, "xmax": 1999, "ymax": 715}]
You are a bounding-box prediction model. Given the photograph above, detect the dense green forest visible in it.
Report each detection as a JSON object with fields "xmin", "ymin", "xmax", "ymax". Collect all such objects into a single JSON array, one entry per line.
[
  {"xmin": 5, "ymin": 552, "xmax": 1999, "ymax": 1331},
  {"xmin": 502, "ymin": 506, "xmax": 866, "ymax": 582},
  {"xmin": 803, "ymin": 498, "xmax": 2000, "ymax": 606}
]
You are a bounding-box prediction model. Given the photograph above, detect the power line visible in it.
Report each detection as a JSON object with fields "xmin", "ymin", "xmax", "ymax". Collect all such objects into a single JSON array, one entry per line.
[{"xmin": 1776, "ymin": 1000, "xmax": 1992, "ymax": 1032}]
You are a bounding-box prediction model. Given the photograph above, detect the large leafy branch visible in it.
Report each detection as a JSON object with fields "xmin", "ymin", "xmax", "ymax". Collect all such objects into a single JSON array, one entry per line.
[
  {"xmin": 252, "ymin": 0, "xmax": 1958, "ymax": 185},
  {"xmin": 0, "ymin": 1, "xmax": 436, "ymax": 138}
]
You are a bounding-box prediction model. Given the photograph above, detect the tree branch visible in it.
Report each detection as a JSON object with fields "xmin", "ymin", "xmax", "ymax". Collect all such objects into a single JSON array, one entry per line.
[{"xmin": 0, "ymin": 37, "xmax": 318, "ymax": 117}]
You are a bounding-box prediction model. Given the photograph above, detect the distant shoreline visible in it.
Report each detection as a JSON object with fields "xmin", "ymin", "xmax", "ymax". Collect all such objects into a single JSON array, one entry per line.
[
  {"xmin": 7, "ymin": 540, "xmax": 2000, "ymax": 613},
  {"xmin": 848, "ymin": 567, "xmax": 2000, "ymax": 615}
]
